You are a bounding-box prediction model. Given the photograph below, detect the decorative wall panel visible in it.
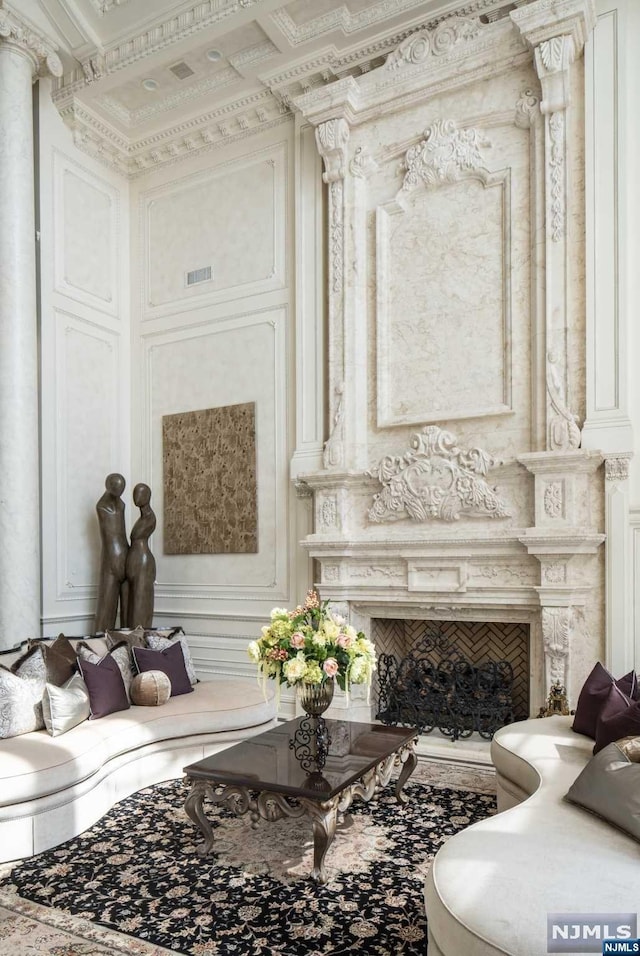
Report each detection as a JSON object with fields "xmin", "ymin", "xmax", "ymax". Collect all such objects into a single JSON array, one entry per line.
[
  {"xmin": 142, "ymin": 307, "xmax": 287, "ymax": 599},
  {"xmin": 54, "ymin": 151, "xmax": 119, "ymax": 316},
  {"xmin": 162, "ymin": 403, "xmax": 258, "ymax": 555},
  {"xmin": 143, "ymin": 143, "xmax": 286, "ymax": 315},
  {"xmin": 55, "ymin": 310, "xmax": 120, "ymax": 597},
  {"xmin": 376, "ymin": 124, "xmax": 511, "ymax": 427}
]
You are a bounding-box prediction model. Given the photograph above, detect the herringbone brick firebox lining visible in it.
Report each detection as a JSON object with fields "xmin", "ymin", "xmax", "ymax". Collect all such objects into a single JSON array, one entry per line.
[{"xmin": 371, "ymin": 619, "xmax": 530, "ymax": 721}]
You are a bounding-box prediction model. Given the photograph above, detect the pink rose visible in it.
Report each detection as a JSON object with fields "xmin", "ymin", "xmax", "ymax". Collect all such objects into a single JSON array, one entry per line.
[
  {"xmin": 291, "ymin": 632, "xmax": 305, "ymax": 649},
  {"xmin": 337, "ymin": 633, "xmax": 352, "ymax": 649},
  {"xmin": 323, "ymin": 658, "xmax": 339, "ymax": 677}
]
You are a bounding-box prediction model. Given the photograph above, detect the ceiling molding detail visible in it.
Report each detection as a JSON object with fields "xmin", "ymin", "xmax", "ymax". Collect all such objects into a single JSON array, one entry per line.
[
  {"xmin": 52, "ymin": 0, "xmax": 267, "ymax": 93},
  {"xmin": 61, "ymin": 88, "xmax": 290, "ymax": 177},
  {"xmin": 88, "ymin": 0, "xmax": 131, "ymax": 15}
]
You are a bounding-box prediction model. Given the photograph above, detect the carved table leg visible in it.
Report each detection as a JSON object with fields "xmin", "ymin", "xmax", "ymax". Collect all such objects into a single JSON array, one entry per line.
[
  {"xmin": 184, "ymin": 778, "xmax": 215, "ymax": 856},
  {"xmin": 395, "ymin": 741, "xmax": 418, "ymax": 805},
  {"xmin": 302, "ymin": 797, "xmax": 340, "ymax": 885}
]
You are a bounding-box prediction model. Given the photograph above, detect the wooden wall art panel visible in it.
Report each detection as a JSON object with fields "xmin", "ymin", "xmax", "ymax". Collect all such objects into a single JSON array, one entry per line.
[{"xmin": 162, "ymin": 403, "xmax": 258, "ymax": 554}]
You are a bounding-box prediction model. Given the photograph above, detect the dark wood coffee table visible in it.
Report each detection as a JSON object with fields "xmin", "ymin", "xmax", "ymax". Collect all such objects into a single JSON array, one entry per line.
[{"xmin": 183, "ymin": 717, "xmax": 418, "ymax": 883}]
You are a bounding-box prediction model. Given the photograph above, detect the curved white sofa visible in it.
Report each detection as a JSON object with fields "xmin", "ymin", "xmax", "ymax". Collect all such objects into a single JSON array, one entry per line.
[
  {"xmin": 0, "ymin": 668, "xmax": 276, "ymax": 865},
  {"xmin": 426, "ymin": 716, "xmax": 640, "ymax": 956}
]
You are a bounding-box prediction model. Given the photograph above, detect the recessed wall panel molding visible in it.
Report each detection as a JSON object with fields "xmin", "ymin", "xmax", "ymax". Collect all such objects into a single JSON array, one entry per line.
[
  {"xmin": 53, "ymin": 150, "xmax": 120, "ymax": 317},
  {"xmin": 376, "ymin": 120, "xmax": 512, "ymax": 427},
  {"xmin": 582, "ymin": 3, "xmax": 633, "ymax": 453},
  {"xmin": 54, "ymin": 310, "xmax": 121, "ymax": 600},
  {"xmin": 141, "ymin": 307, "xmax": 288, "ymax": 601},
  {"xmin": 141, "ymin": 142, "xmax": 287, "ymax": 319}
]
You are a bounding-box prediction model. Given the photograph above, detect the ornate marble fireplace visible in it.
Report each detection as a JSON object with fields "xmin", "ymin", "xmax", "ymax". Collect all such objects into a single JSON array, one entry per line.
[{"xmin": 294, "ymin": 0, "xmax": 608, "ymax": 719}]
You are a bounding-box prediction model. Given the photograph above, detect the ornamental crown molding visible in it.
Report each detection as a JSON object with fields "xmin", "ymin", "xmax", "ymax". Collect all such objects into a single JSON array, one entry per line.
[
  {"xmin": 59, "ymin": 89, "xmax": 289, "ymax": 178},
  {"xmin": 0, "ymin": 5, "xmax": 62, "ymax": 78},
  {"xmin": 53, "ymin": 0, "xmax": 263, "ymax": 94},
  {"xmin": 367, "ymin": 425, "xmax": 511, "ymax": 523},
  {"xmin": 510, "ymin": 0, "xmax": 596, "ymax": 55}
]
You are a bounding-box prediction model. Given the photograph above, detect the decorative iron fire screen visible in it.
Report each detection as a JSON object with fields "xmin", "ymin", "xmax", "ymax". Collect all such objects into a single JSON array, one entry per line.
[{"xmin": 376, "ymin": 625, "xmax": 514, "ymax": 740}]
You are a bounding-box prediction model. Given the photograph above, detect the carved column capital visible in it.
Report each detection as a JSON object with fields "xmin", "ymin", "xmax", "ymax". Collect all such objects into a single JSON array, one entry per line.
[
  {"xmin": 0, "ymin": 6, "xmax": 62, "ymax": 79},
  {"xmin": 315, "ymin": 118, "xmax": 350, "ymax": 183},
  {"xmin": 604, "ymin": 454, "xmax": 633, "ymax": 482},
  {"xmin": 511, "ymin": 0, "xmax": 595, "ymax": 113}
]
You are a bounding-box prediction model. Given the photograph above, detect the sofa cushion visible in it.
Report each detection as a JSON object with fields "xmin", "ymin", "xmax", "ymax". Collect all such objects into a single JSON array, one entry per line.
[
  {"xmin": 0, "ymin": 645, "xmax": 49, "ymax": 738},
  {"xmin": 78, "ymin": 641, "xmax": 134, "ymax": 699},
  {"xmin": 594, "ymin": 689, "xmax": 640, "ymax": 754},
  {"xmin": 133, "ymin": 643, "xmax": 192, "ymax": 697},
  {"xmin": 566, "ymin": 742, "xmax": 640, "ymax": 842},
  {"xmin": 572, "ymin": 662, "xmax": 634, "ymax": 738},
  {"xmin": 145, "ymin": 630, "xmax": 197, "ymax": 686},
  {"xmin": 29, "ymin": 635, "xmax": 78, "ymax": 685},
  {"xmin": 105, "ymin": 626, "xmax": 146, "ymax": 652},
  {"xmin": 42, "ymin": 673, "xmax": 90, "ymax": 736},
  {"xmin": 130, "ymin": 670, "xmax": 171, "ymax": 706},
  {"xmin": 0, "ymin": 678, "xmax": 275, "ymax": 808},
  {"xmin": 77, "ymin": 655, "xmax": 130, "ymax": 719}
]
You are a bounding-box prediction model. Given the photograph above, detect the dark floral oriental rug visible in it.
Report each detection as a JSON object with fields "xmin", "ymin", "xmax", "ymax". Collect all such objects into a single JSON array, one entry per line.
[{"xmin": 0, "ymin": 763, "xmax": 495, "ymax": 956}]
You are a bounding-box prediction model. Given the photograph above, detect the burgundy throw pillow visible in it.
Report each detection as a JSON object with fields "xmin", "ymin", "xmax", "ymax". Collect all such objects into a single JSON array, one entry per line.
[
  {"xmin": 594, "ymin": 685, "xmax": 640, "ymax": 754},
  {"xmin": 77, "ymin": 654, "xmax": 130, "ymax": 719},
  {"xmin": 132, "ymin": 642, "xmax": 193, "ymax": 697},
  {"xmin": 572, "ymin": 663, "xmax": 635, "ymax": 739}
]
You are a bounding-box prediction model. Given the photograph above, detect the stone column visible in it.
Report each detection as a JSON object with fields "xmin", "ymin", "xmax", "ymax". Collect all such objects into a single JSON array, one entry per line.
[
  {"xmin": 315, "ymin": 117, "xmax": 349, "ymax": 472},
  {"xmin": 0, "ymin": 8, "xmax": 61, "ymax": 646},
  {"xmin": 511, "ymin": 0, "xmax": 596, "ymax": 452}
]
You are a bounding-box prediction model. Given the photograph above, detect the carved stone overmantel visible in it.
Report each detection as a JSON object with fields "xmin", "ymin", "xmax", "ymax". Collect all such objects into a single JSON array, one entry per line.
[{"xmin": 294, "ymin": 1, "xmax": 603, "ymax": 722}]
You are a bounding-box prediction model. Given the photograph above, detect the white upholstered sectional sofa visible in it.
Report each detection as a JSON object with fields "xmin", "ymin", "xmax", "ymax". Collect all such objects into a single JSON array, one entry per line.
[
  {"xmin": 426, "ymin": 716, "xmax": 640, "ymax": 956},
  {"xmin": 0, "ymin": 638, "xmax": 276, "ymax": 864}
]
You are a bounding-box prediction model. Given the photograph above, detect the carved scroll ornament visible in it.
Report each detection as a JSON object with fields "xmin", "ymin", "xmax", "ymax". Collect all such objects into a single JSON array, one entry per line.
[
  {"xmin": 368, "ymin": 425, "xmax": 511, "ymax": 523},
  {"xmin": 386, "ymin": 15, "xmax": 480, "ymax": 70},
  {"xmin": 402, "ymin": 119, "xmax": 490, "ymax": 192}
]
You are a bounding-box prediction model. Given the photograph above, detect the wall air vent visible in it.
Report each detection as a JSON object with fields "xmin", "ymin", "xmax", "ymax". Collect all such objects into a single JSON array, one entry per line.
[
  {"xmin": 186, "ymin": 266, "xmax": 212, "ymax": 286},
  {"xmin": 169, "ymin": 61, "xmax": 195, "ymax": 80}
]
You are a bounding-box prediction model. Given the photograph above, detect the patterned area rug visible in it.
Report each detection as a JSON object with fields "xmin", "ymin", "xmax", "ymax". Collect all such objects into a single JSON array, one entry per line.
[{"xmin": 0, "ymin": 761, "xmax": 495, "ymax": 956}]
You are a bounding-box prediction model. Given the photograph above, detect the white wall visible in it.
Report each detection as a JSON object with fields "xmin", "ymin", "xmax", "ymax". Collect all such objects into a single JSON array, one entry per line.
[
  {"xmin": 38, "ymin": 79, "xmax": 131, "ymax": 637},
  {"xmin": 584, "ymin": 0, "xmax": 640, "ymax": 672},
  {"xmin": 129, "ymin": 119, "xmax": 320, "ymax": 709}
]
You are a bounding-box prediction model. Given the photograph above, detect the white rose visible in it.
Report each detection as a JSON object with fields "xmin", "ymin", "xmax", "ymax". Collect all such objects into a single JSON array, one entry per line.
[
  {"xmin": 284, "ymin": 657, "xmax": 307, "ymax": 683},
  {"xmin": 247, "ymin": 641, "xmax": 262, "ymax": 663}
]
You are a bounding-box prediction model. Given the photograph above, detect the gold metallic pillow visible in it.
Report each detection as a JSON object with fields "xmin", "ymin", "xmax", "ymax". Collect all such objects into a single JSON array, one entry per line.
[{"xmin": 615, "ymin": 736, "xmax": 640, "ymax": 763}]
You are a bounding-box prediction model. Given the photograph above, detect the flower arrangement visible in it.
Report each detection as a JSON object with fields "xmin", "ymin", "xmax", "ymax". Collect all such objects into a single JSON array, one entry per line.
[{"xmin": 247, "ymin": 591, "xmax": 376, "ymax": 698}]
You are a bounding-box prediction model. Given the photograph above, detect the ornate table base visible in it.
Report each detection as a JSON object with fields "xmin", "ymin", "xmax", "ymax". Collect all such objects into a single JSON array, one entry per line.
[{"xmin": 183, "ymin": 739, "xmax": 417, "ymax": 884}]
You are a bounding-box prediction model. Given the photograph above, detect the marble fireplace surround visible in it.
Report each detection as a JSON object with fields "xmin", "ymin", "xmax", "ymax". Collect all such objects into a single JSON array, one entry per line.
[{"xmin": 293, "ymin": 0, "xmax": 612, "ymax": 717}]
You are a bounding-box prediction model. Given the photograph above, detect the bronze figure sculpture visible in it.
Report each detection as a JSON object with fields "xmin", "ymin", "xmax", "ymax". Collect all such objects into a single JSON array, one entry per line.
[
  {"xmin": 125, "ymin": 482, "xmax": 156, "ymax": 628},
  {"xmin": 94, "ymin": 473, "xmax": 129, "ymax": 633}
]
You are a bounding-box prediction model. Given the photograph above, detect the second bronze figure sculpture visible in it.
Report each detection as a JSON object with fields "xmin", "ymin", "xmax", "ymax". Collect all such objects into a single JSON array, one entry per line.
[
  {"xmin": 94, "ymin": 476, "xmax": 157, "ymax": 632},
  {"xmin": 126, "ymin": 483, "xmax": 156, "ymax": 629}
]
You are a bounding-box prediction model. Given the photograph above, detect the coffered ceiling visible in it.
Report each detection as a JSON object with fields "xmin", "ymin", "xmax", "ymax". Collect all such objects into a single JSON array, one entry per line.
[{"xmin": 17, "ymin": 0, "xmax": 524, "ymax": 175}]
